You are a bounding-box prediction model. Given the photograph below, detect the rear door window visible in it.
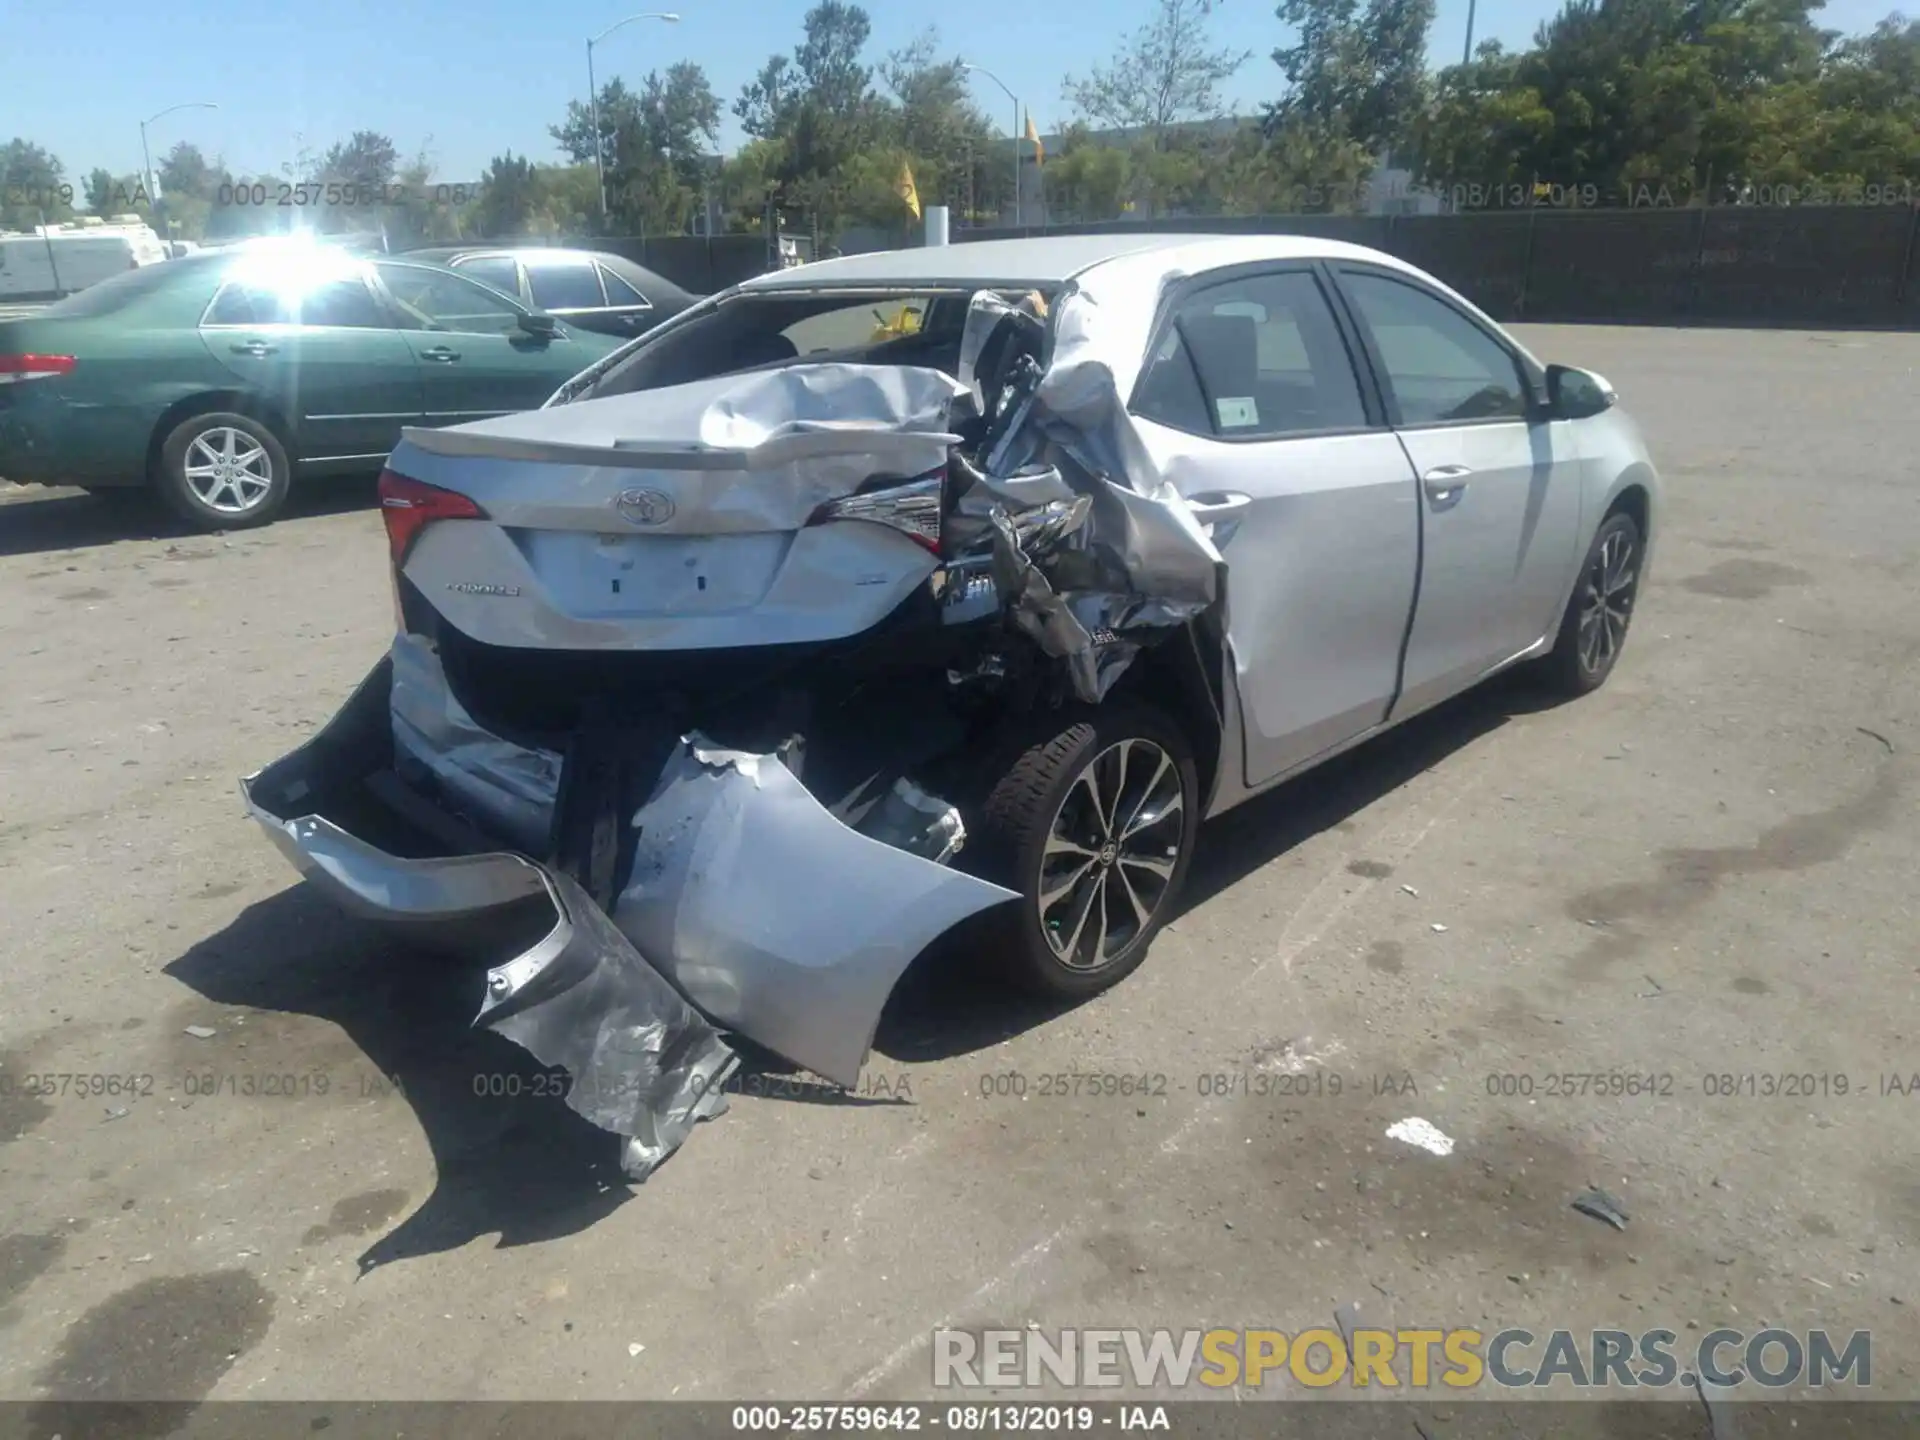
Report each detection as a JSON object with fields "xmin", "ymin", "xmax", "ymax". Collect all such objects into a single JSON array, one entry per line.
[
  {"xmin": 203, "ymin": 277, "xmax": 384, "ymax": 328},
  {"xmin": 526, "ymin": 261, "xmax": 607, "ymax": 311},
  {"xmin": 1134, "ymin": 269, "xmax": 1368, "ymax": 437},
  {"xmin": 599, "ymin": 266, "xmax": 650, "ymax": 307},
  {"xmin": 455, "ymin": 255, "xmax": 523, "ymax": 299}
]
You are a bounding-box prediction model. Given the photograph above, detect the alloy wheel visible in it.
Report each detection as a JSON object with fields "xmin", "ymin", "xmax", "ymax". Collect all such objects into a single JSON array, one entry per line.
[
  {"xmin": 1038, "ymin": 738, "xmax": 1187, "ymax": 971},
  {"xmin": 183, "ymin": 426, "xmax": 276, "ymax": 514},
  {"xmin": 1577, "ymin": 527, "xmax": 1638, "ymax": 675}
]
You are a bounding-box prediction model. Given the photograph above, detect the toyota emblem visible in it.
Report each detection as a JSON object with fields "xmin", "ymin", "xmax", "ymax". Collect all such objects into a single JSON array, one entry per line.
[{"xmin": 616, "ymin": 488, "xmax": 676, "ymax": 527}]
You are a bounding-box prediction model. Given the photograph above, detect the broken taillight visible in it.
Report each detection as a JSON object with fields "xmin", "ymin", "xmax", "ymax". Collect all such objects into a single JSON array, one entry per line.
[
  {"xmin": 378, "ymin": 468, "xmax": 485, "ymax": 568},
  {"xmin": 807, "ymin": 473, "xmax": 944, "ymax": 555}
]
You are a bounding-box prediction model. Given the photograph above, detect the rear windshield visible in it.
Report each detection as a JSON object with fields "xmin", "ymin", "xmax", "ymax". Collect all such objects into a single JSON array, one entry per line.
[
  {"xmin": 558, "ymin": 288, "xmax": 1024, "ymax": 404},
  {"xmin": 39, "ymin": 258, "xmax": 203, "ymax": 318}
]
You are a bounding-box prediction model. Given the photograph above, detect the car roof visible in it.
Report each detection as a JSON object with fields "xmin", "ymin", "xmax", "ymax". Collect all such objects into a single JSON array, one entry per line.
[
  {"xmin": 738, "ymin": 232, "xmax": 1410, "ymax": 291},
  {"xmin": 404, "ymin": 245, "xmax": 695, "ymax": 295}
]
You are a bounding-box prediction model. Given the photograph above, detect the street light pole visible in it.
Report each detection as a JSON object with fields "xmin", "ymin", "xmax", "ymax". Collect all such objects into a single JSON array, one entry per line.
[
  {"xmin": 138, "ymin": 101, "xmax": 218, "ymax": 242},
  {"xmin": 962, "ymin": 63, "xmax": 1020, "ymax": 228},
  {"xmin": 585, "ymin": 11, "xmax": 681, "ymax": 225},
  {"xmin": 1462, "ymin": 0, "xmax": 1477, "ymax": 66}
]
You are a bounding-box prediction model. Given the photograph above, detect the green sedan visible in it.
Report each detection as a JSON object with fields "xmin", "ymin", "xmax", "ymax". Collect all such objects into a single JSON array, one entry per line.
[{"xmin": 0, "ymin": 238, "xmax": 625, "ymax": 529}]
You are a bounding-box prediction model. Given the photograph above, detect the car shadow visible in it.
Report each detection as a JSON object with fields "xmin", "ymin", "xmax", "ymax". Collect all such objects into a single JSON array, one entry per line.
[
  {"xmin": 164, "ymin": 884, "xmax": 632, "ymax": 1273},
  {"xmin": 0, "ymin": 475, "xmax": 381, "ymax": 560},
  {"xmin": 871, "ymin": 668, "xmax": 1564, "ymax": 1066},
  {"xmin": 162, "ymin": 668, "xmax": 1562, "ymax": 1261}
]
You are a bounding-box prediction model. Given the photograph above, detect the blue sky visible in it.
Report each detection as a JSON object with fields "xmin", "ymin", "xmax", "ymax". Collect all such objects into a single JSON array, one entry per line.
[{"xmin": 8, "ymin": 0, "xmax": 1900, "ymax": 184}]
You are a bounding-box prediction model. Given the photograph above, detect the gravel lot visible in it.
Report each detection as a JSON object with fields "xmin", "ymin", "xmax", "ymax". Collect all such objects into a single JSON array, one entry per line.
[{"xmin": 1, "ymin": 325, "xmax": 1916, "ymax": 1430}]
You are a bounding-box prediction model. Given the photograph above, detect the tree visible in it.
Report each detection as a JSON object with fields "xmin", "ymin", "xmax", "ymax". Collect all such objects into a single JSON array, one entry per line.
[
  {"xmin": 553, "ymin": 65, "xmax": 720, "ymax": 233},
  {"xmin": 551, "ymin": 77, "xmax": 646, "ymax": 168},
  {"xmin": 158, "ymin": 141, "xmax": 225, "ymax": 202},
  {"xmin": 880, "ymin": 28, "xmax": 1007, "ymax": 219},
  {"xmin": 1269, "ymin": 0, "xmax": 1436, "ymax": 155},
  {"xmin": 733, "ymin": 2, "xmax": 891, "ymax": 240},
  {"xmin": 317, "ymin": 130, "xmax": 400, "ymax": 189},
  {"xmin": 1, "ymin": 138, "xmax": 75, "ymax": 227},
  {"xmin": 475, "ymin": 151, "xmax": 544, "ymax": 237},
  {"xmin": 1064, "ymin": 0, "xmax": 1251, "ymax": 145},
  {"xmin": 1406, "ymin": 0, "xmax": 1885, "ymax": 205}
]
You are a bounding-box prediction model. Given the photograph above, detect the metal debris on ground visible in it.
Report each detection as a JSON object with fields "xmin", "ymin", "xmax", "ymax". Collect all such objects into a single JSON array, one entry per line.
[
  {"xmin": 1333, "ymin": 1301, "xmax": 1363, "ymax": 1361},
  {"xmin": 1571, "ymin": 1187, "xmax": 1631, "ymax": 1231},
  {"xmin": 183, "ymin": 1025, "xmax": 217, "ymax": 1039}
]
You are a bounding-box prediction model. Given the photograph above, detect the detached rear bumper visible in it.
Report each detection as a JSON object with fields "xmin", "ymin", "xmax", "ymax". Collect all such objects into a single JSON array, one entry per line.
[
  {"xmin": 242, "ymin": 660, "xmax": 737, "ymax": 1179},
  {"xmin": 241, "ymin": 650, "xmax": 1015, "ymax": 1178}
]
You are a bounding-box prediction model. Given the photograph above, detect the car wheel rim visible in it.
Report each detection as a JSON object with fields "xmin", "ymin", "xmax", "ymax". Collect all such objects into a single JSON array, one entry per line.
[
  {"xmin": 1039, "ymin": 738, "xmax": 1186, "ymax": 971},
  {"xmin": 183, "ymin": 427, "xmax": 275, "ymax": 514},
  {"xmin": 1577, "ymin": 527, "xmax": 1638, "ymax": 675}
]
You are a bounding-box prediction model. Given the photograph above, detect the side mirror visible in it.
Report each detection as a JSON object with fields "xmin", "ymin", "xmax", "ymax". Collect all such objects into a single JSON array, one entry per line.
[
  {"xmin": 518, "ymin": 310, "xmax": 558, "ymax": 338},
  {"xmin": 1545, "ymin": 364, "xmax": 1616, "ymax": 420}
]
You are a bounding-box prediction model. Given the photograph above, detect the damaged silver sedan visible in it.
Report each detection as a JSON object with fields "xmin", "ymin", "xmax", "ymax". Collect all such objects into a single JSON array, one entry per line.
[{"xmin": 244, "ymin": 234, "xmax": 1662, "ymax": 1178}]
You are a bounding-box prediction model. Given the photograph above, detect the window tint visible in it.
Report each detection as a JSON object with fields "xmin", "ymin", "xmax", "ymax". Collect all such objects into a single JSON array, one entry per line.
[
  {"xmin": 599, "ymin": 266, "xmax": 649, "ymax": 307},
  {"xmin": 203, "ymin": 278, "xmax": 382, "ymax": 328},
  {"xmin": 1341, "ymin": 272, "xmax": 1528, "ymax": 424},
  {"xmin": 527, "ymin": 261, "xmax": 606, "ymax": 310},
  {"xmin": 1130, "ymin": 327, "xmax": 1212, "ymax": 434},
  {"xmin": 299, "ymin": 279, "xmax": 385, "ymax": 328},
  {"xmin": 377, "ymin": 264, "xmax": 523, "ymax": 334},
  {"xmin": 456, "ymin": 256, "xmax": 521, "ymax": 297},
  {"xmin": 1135, "ymin": 270, "xmax": 1366, "ymax": 437}
]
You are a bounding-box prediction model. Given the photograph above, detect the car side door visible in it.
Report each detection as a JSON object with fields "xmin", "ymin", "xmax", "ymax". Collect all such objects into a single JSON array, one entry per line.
[
  {"xmin": 1129, "ymin": 264, "xmax": 1423, "ymax": 791},
  {"xmin": 199, "ymin": 264, "xmax": 423, "ymax": 461},
  {"xmin": 373, "ymin": 261, "xmax": 594, "ymax": 425},
  {"xmin": 1331, "ymin": 266, "xmax": 1584, "ymax": 718}
]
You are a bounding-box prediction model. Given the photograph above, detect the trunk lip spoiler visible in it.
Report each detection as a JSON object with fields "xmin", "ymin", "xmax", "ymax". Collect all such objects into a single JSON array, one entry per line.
[{"xmin": 394, "ymin": 424, "xmax": 962, "ymax": 473}]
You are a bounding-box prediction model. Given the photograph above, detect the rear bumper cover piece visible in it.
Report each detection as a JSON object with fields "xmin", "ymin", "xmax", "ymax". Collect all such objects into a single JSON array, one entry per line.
[{"xmin": 241, "ymin": 654, "xmax": 1013, "ymax": 1179}]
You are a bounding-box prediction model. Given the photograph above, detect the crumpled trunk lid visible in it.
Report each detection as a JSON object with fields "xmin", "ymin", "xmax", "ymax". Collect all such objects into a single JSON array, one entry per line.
[{"xmin": 385, "ymin": 364, "xmax": 966, "ymax": 653}]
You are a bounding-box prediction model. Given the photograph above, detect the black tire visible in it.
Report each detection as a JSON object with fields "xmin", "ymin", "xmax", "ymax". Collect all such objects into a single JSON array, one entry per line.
[
  {"xmin": 963, "ymin": 703, "xmax": 1200, "ymax": 999},
  {"xmin": 153, "ymin": 411, "xmax": 291, "ymax": 530},
  {"xmin": 1539, "ymin": 509, "xmax": 1643, "ymax": 696}
]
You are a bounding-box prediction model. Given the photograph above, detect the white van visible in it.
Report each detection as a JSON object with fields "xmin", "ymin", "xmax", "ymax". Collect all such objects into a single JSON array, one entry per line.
[{"xmin": 0, "ymin": 219, "xmax": 171, "ymax": 301}]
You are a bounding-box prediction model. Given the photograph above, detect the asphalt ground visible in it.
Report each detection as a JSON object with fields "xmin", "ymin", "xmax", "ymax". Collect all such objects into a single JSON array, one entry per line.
[{"xmin": 0, "ymin": 324, "xmax": 1916, "ymax": 1436}]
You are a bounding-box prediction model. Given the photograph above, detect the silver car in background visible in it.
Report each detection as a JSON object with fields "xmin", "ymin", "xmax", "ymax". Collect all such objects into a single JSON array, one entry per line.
[{"xmin": 243, "ymin": 234, "xmax": 1659, "ymax": 1177}]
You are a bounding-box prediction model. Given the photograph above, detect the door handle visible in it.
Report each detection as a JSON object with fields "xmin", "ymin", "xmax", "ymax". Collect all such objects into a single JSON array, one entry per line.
[
  {"xmin": 229, "ymin": 340, "xmax": 277, "ymax": 357},
  {"xmin": 1186, "ymin": 491, "xmax": 1251, "ymax": 546},
  {"xmin": 1187, "ymin": 490, "xmax": 1252, "ymax": 519},
  {"xmin": 419, "ymin": 346, "xmax": 462, "ymax": 363},
  {"xmin": 1421, "ymin": 465, "xmax": 1472, "ymax": 499}
]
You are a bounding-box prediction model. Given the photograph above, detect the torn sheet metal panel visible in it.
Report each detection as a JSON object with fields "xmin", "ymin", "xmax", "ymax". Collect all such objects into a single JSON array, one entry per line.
[
  {"xmin": 398, "ymin": 362, "xmax": 968, "ymax": 500},
  {"xmin": 611, "ymin": 737, "xmax": 1020, "ymax": 1088},
  {"xmin": 389, "ymin": 631, "xmax": 562, "ymax": 856},
  {"xmin": 243, "ymin": 655, "xmax": 736, "ymax": 1184},
  {"xmin": 476, "ymin": 868, "xmax": 738, "ymax": 1182},
  {"xmin": 853, "ymin": 777, "xmax": 967, "ymax": 865}
]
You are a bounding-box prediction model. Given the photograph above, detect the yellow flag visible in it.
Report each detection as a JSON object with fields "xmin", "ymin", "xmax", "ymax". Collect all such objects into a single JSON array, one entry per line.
[
  {"xmin": 1026, "ymin": 113, "xmax": 1044, "ymax": 169},
  {"xmin": 896, "ymin": 161, "xmax": 921, "ymax": 219}
]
